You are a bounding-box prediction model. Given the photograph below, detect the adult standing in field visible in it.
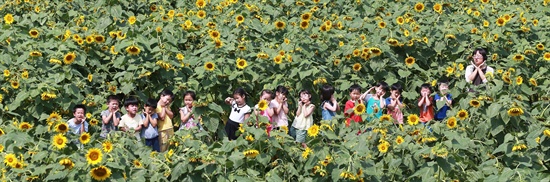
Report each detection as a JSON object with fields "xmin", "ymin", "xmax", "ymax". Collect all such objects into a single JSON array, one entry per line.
[
  {"xmin": 157, "ymin": 90, "xmax": 175, "ymax": 152},
  {"xmin": 465, "ymin": 48, "xmax": 494, "ymax": 87}
]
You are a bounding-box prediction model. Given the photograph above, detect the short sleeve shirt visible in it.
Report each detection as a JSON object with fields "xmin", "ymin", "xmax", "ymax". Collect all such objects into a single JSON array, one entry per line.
[
  {"xmin": 67, "ymin": 118, "xmax": 89, "ymax": 135},
  {"xmin": 156, "ymin": 105, "xmax": 173, "ymax": 131},
  {"xmin": 141, "ymin": 113, "xmax": 159, "ymax": 139},
  {"xmin": 228, "ymin": 101, "xmax": 251, "ymax": 124},
  {"xmin": 100, "ymin": 110, "xmax": 121, "ymax": 137},
  {"xmin": 119, "ymin": 114, "xmax": 144, "ymax": 130},
  {"xmin": 270, "ymin": 100, "xmax": 288, "ymax": 127}
]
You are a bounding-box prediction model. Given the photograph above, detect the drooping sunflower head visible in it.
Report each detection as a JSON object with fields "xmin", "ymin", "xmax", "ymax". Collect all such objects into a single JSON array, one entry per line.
[
  {"xmin": 544, "ymin": 52, "xmax": 550, "ymax": 61},
  {"xmin": 387, "ymin": 38, "xmax": 399, "ymax": 46},
  {"xmin": 370, "ymin": 47, "xmax": 382, "ymax": 56},
  {"xmin": 29, "ymin": 51, "xmax": 42, "ymax": 57},
  {"xmin": 94, "ymin": 35, "xmax": 105, "ymax": 43},
  {"xmin": 529, "ymin": 78, "xmax": 537, "ymax": 86},
  {"xmin": 380, "ymin": 114, "xmax": 391, "ymax": 122},
  {"xmin": 507, "ymin": 107, "xmax": 524, "ymax": 117},
  {"xmin": 125, "ymin": 46, "xmax": 141, "ymax": 56},
  {"xmin": 90, "ymin": 166, "xmax": 112, "ymax": 181},
  {"xmin": 433, "ymin": 3, "xmax": 442, "ymax": 14},
  {"xmin": 512, "ymin": 54, "xmax": 525, "ymax": 61},
  {"xmin": 19, "ymin": 122, "xmax": 32, "ymax": 130},
  {"xmin": 59, "ymin": 158, "xmax": 75, "ymax": 169},
  {"xmin": 243, "ymin": 149, "xmax": 260, "ymax": 158}
]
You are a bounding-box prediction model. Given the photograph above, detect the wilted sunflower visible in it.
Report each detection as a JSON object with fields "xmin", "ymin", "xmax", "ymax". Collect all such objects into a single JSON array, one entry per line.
[
  {"xmin": 80, "ymin": 132, "xmax": 91, "ymax": 144},
  {"xmin": 274, "ymin": 21, "xmax": 286, "ymax": 29},
  {"xmin": 395, "ymin": 16, "xmax": 404, "ymax": 25},
  {"xmin": 307, "ymin": 124, "xmax": 320, "ymax": 137},
  {"xmin": 407, "ymin": 114, "xmax": 419, "ymax": 126},
  {"xmin": 29, "ymin": 51, "xmax": 42, "ymax": 57},
  {"xmin": 515, "ymin": 76, "xmax": 523, "ymax": 85},
  {"xmin": 63, "ymin": 52, "xmax": 77, "ymax": 64},
  {"xmin": 273, "ymin": 55, "xmax": 283, "ymax": 64},
  {"xmin": 11, "ymin": 80, "xmax": 19, "ymax": 89},
  {"xmin": 19, "ymin": 122, "xmax": 32, "ymax": 130},
  {"xmin": 370, "ymin": 48, "xmax": 382, "ymax": 56},
  {"xmin": 456, "ymin": 109, "xmax": 468, "ymax": 120},
  {"xmin": 446, "ymin": 117, "xmax": 458, "ymax": 129},
  {"xmin": 433, "ymin": 3, "xmax": 442, "ymax": 14},
  {"xmin": 52, "ymin": 133, "xmax": 68, "ymax": 149},
  {"xmin": 102, "ymin": 141, "xmax": 113, "ymax": 153},
  {"xmin": 405, "ymin": 56, "xmax": 415, "ymax": 67},
  {"xmin": 512, "ymin": 54, "xmax": 525, "ymax": 61},
  {"xmin": 126, "ymin": 46, "xmax": 141, "ymax": 55},
  {"xmin": 414, "ymin": 2, "xmax": 425, "ymax": 12},
  {"xmin": 59, "ymin": 158, "xmax": 74, "ymax": 169},
  {"xmin": 90, "ymin": 166, "xmax": 112, "ymax": 181},
  {"xmin": 352, "ymin": 63, "xmax": 362, "ymax": 72},
  {"xmin": 257, "ymin": 100, "xmax": 268, "ymax": 111},
  {"xmin": 204, "ymin": 62, "xmax": 215, "ymax": 71},
  {"xmin": 507, "ymin": 107, "xmax": 524, "ymax": 116},
  {"xmin": 29, "ymin": 29, "xmax": 39, "ymax": 38},
  {"xmin": 395, "ymin": 136, "xmax": 405, "ymax": 145},
  {"xmin": 94, "ymin": 35, "xmax": 105, "ymax": 43},
  {"xmin": 377, "ymin": 141, "xmax": 390, "ymax": 153},
  {"xmin": 243, "ymin": 149, "xmax": 260, "ymax": 158},
  {"xmin": 387, "ymin": 38, "xmax": 399, "ymax": 46},
  {"xmin": 469, "ymin": 99, "xmax": 481, "ymax": 108},
  {"xmin": 86, "ymin": 148, "xmax": 103, "ymax": 165}
]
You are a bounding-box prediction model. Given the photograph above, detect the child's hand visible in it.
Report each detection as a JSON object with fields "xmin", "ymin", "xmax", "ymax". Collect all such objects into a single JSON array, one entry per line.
[{"xmin": 225, "ymin": 97, "xmax": 233, "ymax": 103}]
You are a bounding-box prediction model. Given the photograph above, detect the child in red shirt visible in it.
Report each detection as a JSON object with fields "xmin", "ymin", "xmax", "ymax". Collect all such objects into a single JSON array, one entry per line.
[{"xmin": 344, "ymin": 84, "xmax": 362, "ymax": 126}]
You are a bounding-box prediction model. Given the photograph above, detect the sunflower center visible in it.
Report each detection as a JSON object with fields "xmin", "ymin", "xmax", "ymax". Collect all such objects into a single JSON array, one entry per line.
[
  {"xmin": 56, "ymin": 138, "xmax": 64, "ymax": 144},
  {"xmin": 90, "ymin": 152, "xmax": 99, "ymax": 160},
  {"xmin": 94, "ymin": 168, "xmax": 107, "ymax": 176}
]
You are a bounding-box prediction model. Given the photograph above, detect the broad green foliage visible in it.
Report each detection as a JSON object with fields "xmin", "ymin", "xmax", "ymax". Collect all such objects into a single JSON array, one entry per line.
[{"xmin": 1, "ymin": 0, "xmax": 550, "ymax": 181}]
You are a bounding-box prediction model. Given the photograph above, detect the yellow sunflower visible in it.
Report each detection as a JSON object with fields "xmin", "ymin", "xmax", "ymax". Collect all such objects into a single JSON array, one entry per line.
[
  {"xmin": 11, "ymin": 80, "xmax": 20, "ymax": 89},
  {"xmin": 80, "ymin": 132, "xmax": 91, "ymax": 144},
  {"xmin": 257, "ymin": 99, "xmax": 268, "ymax": 111},
  {"xmin": 197, "ymin": 10, "xmax": 206, "ymax": 19},
  {"xmin": 407, "ymin": 114, "xmax": 419, "ymax": 126},
  {"xmin": 85, "ymin": 35, "xmax": 94, "ymax": 44},
  {"xmin": 515, "ymin": 76, "xmax": 523, "ymax": 85},
  {"xmin": 204, "ymin": 62, "xmax": 215, "ymax": 71},
  {"xmin": 4, "ymin": 14, "xmax": 14, "ymax": 24},
  {"xmin": 414, "ymin": 2, "xmax": 425, "ymax": 12},
  {"xmin": 63, "ymin": 52, "xmax": 77, "ymax": 65},
  {"xmin": 302, "ymin": 147, "xmax": 312, "ymax": 159},
  {"xmin": 245, "ymin": 135, "xmax": 254, "ymax": 141},
  {"xmin": 496, "ymin": 18, "xmax": 505, "ymax": 26},
  {"xmin": 370, "ymin": 48, "xmax": 382, "ymax": 56},
  {"xmin": 502, "ymin": 74, "xmax": 511, "ymax": 84},
  {"xmin": 333, "ymin": 59, "xmax": 341, "ymax": 66},
  {"xmin": 29, "ymin": 29, "xmax": 39, "ymax": 38},
  {"xmin": 274, "ymin": 21, "xmax": 286, "ymax": 29},
  {"xmin": 301, "ymin": 13, "xmax": 312, "ymax": 21},
  {"xmin": 273, "ymin": 55, "xmax": 283, "ymax": 64},
  {"xmin": 380, "ymin": 114, "xmax": 391, "ymax": 122},
  {"xmin": 543, "ymin": 129, "xmax": 550, "ymax": 137},
  {"xmin": 133, "ymin": 159, "xmax": 142, "ymax": 168},
  {"xmin": 3, "ymin": 69, "xmax": 9, "ymax": 77},
  {"xmin": 469, "ymin": 99, "xmax": 480, "ymax": 108},
  {"xmin": 446, "ymin": 117, "xmax": 457, "ymax": 129},
  {"xmin": 19, "ymin": 122, "xmax": 32, "ymax": 130},
  {"xmin": 86, "ymin": 148, "xmax": 103, "ymax": 165},
  {"xmin": 307, "ymin": 124, "xmax": 320, "ymax": 137},
  {"xmin": 196, "ymin": 0, "xmax": 206, "ymax": 8},
  {"xmin": 387, "ymin": 38, "xmax": 399, "ymax": 46},
  {"xmin": 29, "ymin": 51, "xmax": 42, "ymax": 57},
  {"xmin": 235, "ymin": 15, "xmax": 244, "ymax": 24},
  {"xmin": 536, "ymin": 43, "xmax": 544, "ymax": 51},
  {"xmin": 529, "ymin": 78, "xmax": 537, "ymax": 86},
  {"xmin": 544, "ymin": 52, "xmax": 550, "ymax": 61},
  {"xmin": 94, "ymin": 35, "xmax": 105, "ymax": 43},
  {"xmin": 483, "ymin": 20, "xmax": 489, "ymax": 27},
  {"xmin": 405, "ymin": 56, "xmax": 415, "ymax": 67},
  {"xmin": 396, "ymin": 16, "xmax": 405, "ymax": 25},
  {"xmin": 433, "ymin": 3, "xmax": 442, "ymax": 14},
  {"xmin": 4, "ymin": 153, "xmax": 17, "ymax": 167},
  {"xmin": 208, "ymin": 30, "xmax": 220, "ymax": 40},
  {"xmin": 128, "ymin": 16, "xmax": 136, "ymax": 25},
  {"xmin": 90, "ymin": 166, "xmax": 112, "ymax": 181},
  {"xmin": 512, "ymin": 54, "xmax": 525, "ymax": 61},
  {"xmin": 90, "ymin": 118, "xmax": 99, "ymax": 126},
  {"xmin": 395, "ymin": 136, "xmax": 404, "ymax": 145},
  {"xmin": 456, "ymin": 109, "xmax": 468, "ymax": 120},
  {"xmin": 507, "ymin": 107, "xmax": 524, "ymax": 117},
  {"xmin": 102, "ymin": 141, "xmax": 113, "ymax": 153},
  {"xmin": 378, "ymin": 21, "xmax": 386, "ymax": 29},
  {"xmin": 243, "ymin": 149, "xmax": 260, "ymax": 158},
  {"xmin": 59, "ymin": 158, "xmax": 75, "ymax": 169},
  {"xmin": 21, "ymin": 70, "xmax": 28, "ymax": 79},
  {"xmin": 280, "ymin": 126, "xmax": 289, "ymax": 134},
  {"xmin": 55, "ymin": 123, "xmax": 69, "ymax": 133},
  {"xmin": 52, "ymin": 133, "xmax": 67, "ymax": 149},
  {"xmin": 126, "ymin": 45, "xmax": 141, "ymax": 55},
  {"xmin": 236, "ymin": 58, "xmax": 248, "ymax": 69},
  {"xmin": 354, "ymin": 103, "xmax": 366, "ymax": 115},
  {"xmin": 377, "ymin": 141, "xmax": 390, "ymax": 153},
  {"xmin": 214, "ymin": 39, "xmax": 223, "ymax": 48}
]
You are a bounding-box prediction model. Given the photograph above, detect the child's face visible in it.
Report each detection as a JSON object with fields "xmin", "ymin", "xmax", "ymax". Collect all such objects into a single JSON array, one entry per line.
[
  {"xmin": 126, "ymin": 104, "xmax": 138, "ymax": 115},
  {"xmin": 260, "ymin": 93, "xmax": 272, "ymax": 101},
  {"xmin": 421, "ymin": 87, "xmax": 431, "ymax": 96},
  {"xmin": 276, "ymin": 92, "xmax": 287, "ymax": 101},
  {"xmin": 73, "ymin": 108, "xmax": 85, "ymax": 122},
  {"xmin": 349, "ymin": 90, "xmax": 361, "ymax": 101},
  {"xmin": 144, "ymin": 105, "xmax": 153, "ymax": 113},
  {"xmin": 184, "ymin": 95, "xmax": 194, "ymax": 108},
  {"xmin": 159, "ymin": 95, "xmax": 173, "ymax": 107},
  {"xmin": 439, "ymin": 83, "xmax": 449, "ymax": 94},
  {"xmin": 390, "ymin": 90, "xmax": 400, "ymax": 99},
  {"xmin": 234, "ymin": 94, "xmax": 245, "ymax": 106},
  {"xmin": 108, "ymin": 100, "xmax": 119, "ymax": 111},
  {"xmin": 375, "ymin": 86, "xmax": 386, "ymax": 97},
  {"xmin": 300, "ymin": 93, "xmax": 311, "ymax": 103}
]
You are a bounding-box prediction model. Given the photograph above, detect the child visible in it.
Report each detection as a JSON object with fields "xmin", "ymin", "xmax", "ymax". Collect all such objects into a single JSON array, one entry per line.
[
  {"xmin": 224, "ymin": 88, "xmax": 251, "ymax": 140},
  {"xmin": 418, "ymin": 84, "xmax": 435, "ymax": 123},
  {"xmin": 360, "ymin": 81, "xmax": 388, "ymax": 122},
  {"xmin": 344, "ymin": 84, "xmax": 362, "ymax": 126},
  {"xmin": 119, "ymin": 97, "xmax": 143, "ymax": 140},
  {"xmin": 290, "ymin": 90, "xmax": 315, "ymax": 148},
  {"xmin": 100, "ymin": 95, "xmax": 121, "ymax": 138},
  {"xmin": 271, "ymin": 86, "xmax": 289, "ymax": 129},
  {"xmin": 434, "ymin": 78, "xmax": 452, "ymax": 121},
  {"xmin": 254, "ymin": 90, "xmax": 274, "ymax": 135},
  {"xmin": 179, "ymin": 91, "xmax": 202, "ymax": 130},
  {"xmin": 68, "ymin": 104, "xmax": 89, "ymax": 135},
  {"xmin": 141, "ymin": 98, "xmax": 160, "ymax": 152},
  {"xmin": 156, "ymin": 89, "xmax": 175, "ymax": 152},
  {"xmin": 320, "ymin": 84, "xmax": 339, "ymax": 120},
  {"xmin": 385, "ymin": 83, "xmax": 404, "ymax": 124}
]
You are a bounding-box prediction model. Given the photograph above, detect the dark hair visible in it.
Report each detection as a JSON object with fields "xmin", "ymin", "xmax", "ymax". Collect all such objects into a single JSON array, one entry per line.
[
  {"xmin": 472, "ymin": 48, "xmax": 487, "ymax": 61},
  {"xmin": 73, "ymin": 104, "xmax": 86, "ymax": 113},
  {"xmin": 275, "ymin": 85, "xmax": 288, "ymax": 95},
  {"xmin": 349, "ymin": 84, "xmax": 361, "ymax": 93},
  {"xmin": 320, "ymin": 85, "xmax": 335, "ymax": 101},
  {"xmin": 299, "ymin": 89, "xmax": 312, "ymax": 101},
  {"xmin": 420, "ymin": 83, "xmax": 432, "ymax": 92},
  {"xmin": 145, "ymin": 98, "xmax": 157, "ymax": 108},
  {"xmin": 438, "ymin": 77, "xmax": 450, "ymax": 86},
  {"xmin": 390, "ymin": 83, "xmax": 403, "ymax": 93},
  {"xmin": 159, "ymin": 89, "xmax": 174, "ymax": 99},
  {"xmin": 261, "ymin": 89, "xmax": 274, "ymax": 99},
  {"xmin": 183, "ymin": 91, "xmax": 196, "ymax": 100},
  {"xmin": 377, "ymin": 81, "xmax": 389, "ymax": 92},
  {"xmin": 233, "ymin": 88, "xmax": 247, "ymax": 100},
  {"xmin": 106, "ymin": 95, "xmax": 120, "ymax": 103},
  {"xmin": 124, "ymin": 97, "xmax": 139, "ymax": 107}
]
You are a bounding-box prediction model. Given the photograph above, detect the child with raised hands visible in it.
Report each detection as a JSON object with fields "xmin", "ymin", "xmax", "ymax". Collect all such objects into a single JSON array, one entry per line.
[
  {"xmin": 360, "ymin": 81, "xmax": 389, "ymax": 122},
  {"xmin": 290, "ymin": 90, "xmax": 315, "ymax": 148},
  {"xmin": 385, "ymin": 83, "xmax": 404, "ymax": 124},
  {"xmin": 224, "ymin": 88, "xmax": 251, "ymax": 140}
]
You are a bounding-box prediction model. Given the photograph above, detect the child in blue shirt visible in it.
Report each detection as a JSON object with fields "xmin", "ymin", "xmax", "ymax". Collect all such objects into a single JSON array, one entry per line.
[
  {"xmin": 320, "ymin": 85, "xmax": 339, "ymax": 120},
  {"xmin": 434, "ymin": 78, "xmax": 452, "ymax": 121},
  {"xmin": 141, "ymin": 98, "xmax": 160, "ymax": 152},
  {"xmin": 360, "ymin": 81, "xmax": 389, "ymax": 122}
]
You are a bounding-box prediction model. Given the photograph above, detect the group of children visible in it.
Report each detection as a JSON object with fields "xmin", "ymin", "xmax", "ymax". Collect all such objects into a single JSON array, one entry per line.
[{"xmin": 65, "ymin": 80, "xmax": 453, "ymax": 152}]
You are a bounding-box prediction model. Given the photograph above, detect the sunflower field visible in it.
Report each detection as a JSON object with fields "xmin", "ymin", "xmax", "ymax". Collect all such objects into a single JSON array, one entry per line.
[{"xmin": 1, "ymin": 0, "xmax": 550, "ymax": 181}]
